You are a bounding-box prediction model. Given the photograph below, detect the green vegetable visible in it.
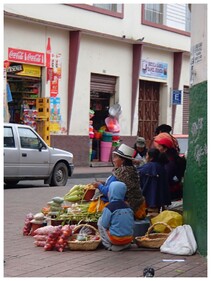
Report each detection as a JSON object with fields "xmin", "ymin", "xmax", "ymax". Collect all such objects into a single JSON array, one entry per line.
[
  {"xmin": 64, "ymin": 194, "xmax": 82, "ymax": 202},
  {"xmin": 52, "ymin": 197, "xmax": 64, "ymax": 204}
]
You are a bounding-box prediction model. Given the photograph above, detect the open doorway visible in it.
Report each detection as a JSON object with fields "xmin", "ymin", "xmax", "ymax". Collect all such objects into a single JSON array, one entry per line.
[{"xmin": 90, "ymin": 73, "xmax": 116, "ymax": 164}]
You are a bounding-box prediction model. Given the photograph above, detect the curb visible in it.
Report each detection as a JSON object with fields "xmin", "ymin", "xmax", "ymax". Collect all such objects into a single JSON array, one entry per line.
[{"xmin": 71, "ymin": 172, "xmax": 111, "ymax": 179}]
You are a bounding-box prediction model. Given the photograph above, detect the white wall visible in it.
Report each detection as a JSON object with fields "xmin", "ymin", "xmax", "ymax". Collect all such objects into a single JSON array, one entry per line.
[
  {"xmin": 4, "ymin": 18, "xmax": 70, "ymax": 130},
  {"xmin": 70, "ymin": 34, "xmax": 133, "ymax": 136},
  {"xmin": 190, "ymin": 4, "xmax": 207, "ymax": 86},
  {"xmin": 4, "ymin": 4, "xmax": 190, "ymax": 53},
  {"xmin": 4, "ymin": 4, "xmax": 191, "ymax": 136}
]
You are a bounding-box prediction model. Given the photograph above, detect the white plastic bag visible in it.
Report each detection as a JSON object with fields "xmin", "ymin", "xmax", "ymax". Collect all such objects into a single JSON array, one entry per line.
[{"xmin": 160, "ymin": 224, "xmax": 197, "ymax": 255}]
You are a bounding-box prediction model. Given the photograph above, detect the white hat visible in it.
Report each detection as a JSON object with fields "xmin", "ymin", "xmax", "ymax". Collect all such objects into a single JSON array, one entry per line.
[{"xmin": 113, "ymin": 144, "xmax": 135, "ymax": 160}]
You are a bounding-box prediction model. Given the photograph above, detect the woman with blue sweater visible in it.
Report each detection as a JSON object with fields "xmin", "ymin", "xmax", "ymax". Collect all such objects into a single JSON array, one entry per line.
[{"xmin": 97, "ymin": 181, "xmax": 134, "ymax": 251}]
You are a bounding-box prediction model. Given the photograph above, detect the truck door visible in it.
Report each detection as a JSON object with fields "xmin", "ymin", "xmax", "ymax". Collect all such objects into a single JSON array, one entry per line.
[
  {"xmin": 4, "ymin": 126, "xmax": 20, "ymax": 177},
  {"xmin": 18, "ymin": 127, "xmax": 50, "ymax": 177}
]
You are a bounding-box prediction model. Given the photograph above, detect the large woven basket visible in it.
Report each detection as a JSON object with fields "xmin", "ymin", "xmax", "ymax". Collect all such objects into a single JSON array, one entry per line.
[
  {"xmin": 67, "ymin": 224, "xmax": 101, "ymax": 251},
  {"xmin": 135, "ymin": 222, "xmax": 172, "ymax": 249}
]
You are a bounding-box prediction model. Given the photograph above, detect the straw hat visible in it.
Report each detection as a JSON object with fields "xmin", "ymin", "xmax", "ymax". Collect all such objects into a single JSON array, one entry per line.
[{"xmin": 113, "ymin": 144, "xmax": 135, "ymax": 160}]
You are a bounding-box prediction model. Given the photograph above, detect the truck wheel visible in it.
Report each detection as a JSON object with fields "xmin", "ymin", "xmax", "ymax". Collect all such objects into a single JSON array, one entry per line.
[
  {"xmin": 4, "ymin": 180, "xmax": 19, "ymax": 186},
  {"xmin": 50, "ymin": 162, "xmax": 68, "ymax": 186}
]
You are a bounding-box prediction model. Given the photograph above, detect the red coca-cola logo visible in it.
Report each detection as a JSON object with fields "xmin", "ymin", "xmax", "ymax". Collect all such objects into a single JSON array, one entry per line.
[
  {"xmin": 8, "ymin": 50, "xmax": 24, "ymax": 60},
  {"xmin": 8, "ymin": 48, "xmax": 45, "ymax": 66},
  {"xmin": 25, "ymin": 53, "xmax": 43, "ymax": 63}
]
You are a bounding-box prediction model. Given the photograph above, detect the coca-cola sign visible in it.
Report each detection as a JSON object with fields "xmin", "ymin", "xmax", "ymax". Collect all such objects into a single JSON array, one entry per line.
[{"xmin": 8, "ymin": 48, "xmax": 45, "ymax": 66}]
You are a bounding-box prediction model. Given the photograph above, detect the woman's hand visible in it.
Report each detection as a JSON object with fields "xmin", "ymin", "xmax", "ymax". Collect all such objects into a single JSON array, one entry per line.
[{"xmin": 91, "ymin": 181, "xmax": 102, "ymax": 188}]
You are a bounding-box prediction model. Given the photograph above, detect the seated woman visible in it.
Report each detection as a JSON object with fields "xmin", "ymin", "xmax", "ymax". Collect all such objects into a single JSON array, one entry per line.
[
  {"xmin": 137, "ymin": 148, "xmax": 171, "ymax": 216},
  {"xmin": 132, "ymin": 136, "xmax": 148, "ymax": 167},
  {"xmin": 88, "ymin": 143, "xmax": 146, "ymax": 219}
]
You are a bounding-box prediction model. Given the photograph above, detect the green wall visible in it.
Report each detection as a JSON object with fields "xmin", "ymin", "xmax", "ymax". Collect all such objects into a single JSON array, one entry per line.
[{"xmin": 183, "ymin": 81, "xmax": 207, "ymax": 256}]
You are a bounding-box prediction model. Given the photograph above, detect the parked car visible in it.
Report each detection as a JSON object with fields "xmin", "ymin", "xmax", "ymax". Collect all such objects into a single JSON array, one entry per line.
[
  {"xmin": 173, "ymin": 134, "xmax": 189, "ymax": 157},
  {"xmin": 4, "ymin": 123, "xmax": 74, "ymax": 187}
]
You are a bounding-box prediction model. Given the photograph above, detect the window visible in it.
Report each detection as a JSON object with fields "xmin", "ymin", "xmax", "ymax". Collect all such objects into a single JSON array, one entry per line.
[
  {"xmin": 144, "ymin": 4, "xmax": 164, "ymax": 25},
  {"xmin": 18, "ymin": 127, "xmax": 40, "ymax": 149},
  {"xmin": 143, "ymin": 4, "xmax": 191, "ymax": 34},
  {"xmin": 93, "ymin": 4, "xmax": 122, "ymax": 13},
  {"xmin": 4, "ymin": 127, "xmax": 15, "ymax": 148},
  {"xmin": 68, "ymin": 4, "xmax": 123, "ymax": 18}
]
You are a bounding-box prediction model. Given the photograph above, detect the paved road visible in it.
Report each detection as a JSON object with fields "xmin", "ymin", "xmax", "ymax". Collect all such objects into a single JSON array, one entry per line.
[{"xmin": 4, "ymin": 179, "xmax": 207, "ymax": 278}]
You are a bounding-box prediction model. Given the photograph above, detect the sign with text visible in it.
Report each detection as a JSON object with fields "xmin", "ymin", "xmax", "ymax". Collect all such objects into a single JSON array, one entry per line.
[
  {"xmin": 172, "ymin": 90, "xmax": 182, "ymax": 105},
  {"xmin": 140, "ymin": 59, "xmax": 168, "ymax": 80},
  {"xmin": 8, "ymin": 48, "xmax": 45, "ymax": 66}
]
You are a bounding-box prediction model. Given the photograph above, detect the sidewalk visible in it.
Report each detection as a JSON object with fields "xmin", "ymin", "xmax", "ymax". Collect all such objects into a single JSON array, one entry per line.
[
  {"xmin": 72, "ymin": 165, "xmax": 113, "ymax": 179},
  {"xmin": 4, "ymin": 166, "xmax": 208, "ymax": 278}
]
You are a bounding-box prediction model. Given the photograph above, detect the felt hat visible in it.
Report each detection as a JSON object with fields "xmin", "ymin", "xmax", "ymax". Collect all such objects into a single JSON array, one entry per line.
[
  {"xmin": 136, "ymin": 137, "xmax": 146, "ymax": 148},
  {"xmin": 113, "ymin": 144, "xmax": 135, "ymax": 160}
]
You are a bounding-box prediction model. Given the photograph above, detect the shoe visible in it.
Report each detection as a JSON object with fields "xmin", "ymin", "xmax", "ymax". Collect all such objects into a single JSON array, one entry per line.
[
  {"xmin": 104, "ymin": 247, "xmax": 112, "ymax": 251},
  {"xmin": 111, "ymin": 243, "xmax": 131, "ymax": 252}
]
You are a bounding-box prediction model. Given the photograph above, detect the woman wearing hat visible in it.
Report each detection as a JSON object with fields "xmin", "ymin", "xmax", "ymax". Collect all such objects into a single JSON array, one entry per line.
[
  {"xmin": 88, "ymin": 144, "xmax": 146, "ymax": 219},
  {"xmin": 153, "ymin": 124, "xmax": 180, "ymax": 153},
  {"xmin": 133, "ymin": 137, "xmax": 148, "ymax": 167}
]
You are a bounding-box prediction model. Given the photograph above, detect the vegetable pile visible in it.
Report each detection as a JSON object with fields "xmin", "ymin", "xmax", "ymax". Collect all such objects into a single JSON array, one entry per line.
[{"xmin": 22, "ymin": 182, "xmax": 103, "ymax": 251}]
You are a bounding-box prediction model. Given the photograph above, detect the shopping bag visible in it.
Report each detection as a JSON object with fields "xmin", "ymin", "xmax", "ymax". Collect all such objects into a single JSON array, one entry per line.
[
  {"xmin": 151, "ymin": 210, "xmax": 183, "ymax": 232},
  {"xmin": 160, "ymin": 224, "xmax": 197, "ymax": 255}
]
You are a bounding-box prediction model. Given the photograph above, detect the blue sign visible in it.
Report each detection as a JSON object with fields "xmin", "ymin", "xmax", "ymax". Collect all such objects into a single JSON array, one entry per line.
[{"xmin": 172, "ymin": 90, "xmax": 182, "ymax": 105}]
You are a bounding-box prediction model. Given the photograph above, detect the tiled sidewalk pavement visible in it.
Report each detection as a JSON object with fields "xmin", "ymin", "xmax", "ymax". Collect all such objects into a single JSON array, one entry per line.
[{"xmin": 4, "ymin": 166, "xmax": 207, "ymax": 278}]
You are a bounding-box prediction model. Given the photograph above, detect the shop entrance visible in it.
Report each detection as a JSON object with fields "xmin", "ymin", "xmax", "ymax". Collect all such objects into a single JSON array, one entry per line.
[
  {"xmin": 90, "ymin": 73, "xmax": 116, "ymax": 164},
  {"xmin": 6, "ymin": 63, "xmax": 42, "ymax": 128}
]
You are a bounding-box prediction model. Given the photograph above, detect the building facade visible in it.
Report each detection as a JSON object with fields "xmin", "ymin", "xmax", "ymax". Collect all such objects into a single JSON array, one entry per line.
[{"xmin": 4, "ymin": 4, "xmax": 191, "ymax": 166}]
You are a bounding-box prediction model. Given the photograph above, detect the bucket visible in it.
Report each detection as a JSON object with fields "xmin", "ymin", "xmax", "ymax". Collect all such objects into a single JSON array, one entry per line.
[
  {"xmin": 102, "ymin": 131, "xmax": 113, "ymax": 142},
  {"xmin": 100, "ymin": 141, "xmax": 112, "ymax": 162}
]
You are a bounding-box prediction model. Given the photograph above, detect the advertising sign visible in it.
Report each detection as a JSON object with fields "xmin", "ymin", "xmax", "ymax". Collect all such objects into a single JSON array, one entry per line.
[
  {"xmin": 140, "ymin": 59, "xmax": 168, "ymax": 80},
  {"xmin": 8, "ymin": 48, "xmax": 45, "ymax": 66}
]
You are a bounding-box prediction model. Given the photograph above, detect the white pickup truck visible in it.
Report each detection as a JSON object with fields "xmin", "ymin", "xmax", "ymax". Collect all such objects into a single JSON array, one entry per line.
[{"xmin": 4, "ymin": 123, "xmax": 74, "ymax": 187}]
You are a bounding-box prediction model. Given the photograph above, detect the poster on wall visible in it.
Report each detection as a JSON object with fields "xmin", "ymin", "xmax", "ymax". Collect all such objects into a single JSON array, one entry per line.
[
  {"xmin": 50, "ymin": 78, "xmax": 59, "ymax": 97},
  {"xmin": 140, "ymin": 59, "xmax": 168, "ymax": 80},
  {"xmin": 50, "ymin": 97, "xmax": 61, "ymax": 133},
  {"xmin": 51, "ymin": 53, "xmax": 62, "ymax": 79}
]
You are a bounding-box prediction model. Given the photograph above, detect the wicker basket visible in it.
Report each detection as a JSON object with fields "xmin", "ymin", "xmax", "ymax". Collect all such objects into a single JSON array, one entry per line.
[
  {"xmin": 135, "ymin": 222, "xmax": 172, "ymax": 249},
  {"xmin": 67, "ymin": 224, "xmax": 101, "ymax": 251}
]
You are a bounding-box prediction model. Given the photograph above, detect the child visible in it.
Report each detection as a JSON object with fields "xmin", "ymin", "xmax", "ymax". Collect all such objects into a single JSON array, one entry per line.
[{"xmin": 97, "ymin": 181, "xmax": 134, "ymax": 251}]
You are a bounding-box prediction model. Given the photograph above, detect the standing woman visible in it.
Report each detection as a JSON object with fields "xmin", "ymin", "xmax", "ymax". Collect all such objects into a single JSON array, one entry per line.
[
  {"xmin": 153, "ymin": 137, "xmax": 183, "ymax": 200},
  {"xmin": 138, "ymin": 148, "xmax": 171, "ymax": 215},
  {"xmin": 90, "ymin": 144, "xmax": 146, "ymax": 219}
]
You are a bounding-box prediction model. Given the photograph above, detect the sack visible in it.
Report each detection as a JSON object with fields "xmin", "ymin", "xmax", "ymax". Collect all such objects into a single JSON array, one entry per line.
[
  {"xmin": 151, "ymin": 210, "xmax": 183, "ymax": 232},
  {"xmin": 160, "ymin": 224, "xmax": 197, "ymax": 255}
]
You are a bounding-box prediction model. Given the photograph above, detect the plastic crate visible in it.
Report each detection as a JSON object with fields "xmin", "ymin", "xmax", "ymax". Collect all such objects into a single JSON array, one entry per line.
[
  {"xmin": 36, "ymin": 97, "xmax": 50, "ymax": 106},
  {"xmin": 37, "ymin": 121, "xmax": 50, "ymax": 136},
  {"xmin": 37, "ymin": 106, "xmax": 50, "ymax": 117}
]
